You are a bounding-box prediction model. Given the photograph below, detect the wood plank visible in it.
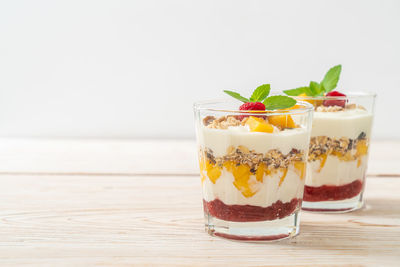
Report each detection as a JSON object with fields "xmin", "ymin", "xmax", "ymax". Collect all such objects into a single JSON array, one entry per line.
[
  {"xmin": 0, "ymin": 174, "xmax": 398, "ymax": 266},
  {"xmin": 0, "ymin": 138, "xmax": 197, "ymax": 175},
  {"xmin": 0, "ymin": 138, "xmax": 398, "ymax": 176}
]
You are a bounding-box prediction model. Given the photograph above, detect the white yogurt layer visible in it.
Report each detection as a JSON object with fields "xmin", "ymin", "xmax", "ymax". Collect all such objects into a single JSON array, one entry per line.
[
  {"xmin": 306, "ymin": 155, "xmax": 368, "ymax": 187},
  {"xmin": 199, "ymin": 126, "xmax": 310, "ymax": 157},
  {"xmin": 311, "ymin": 108, "xmax": 373, "ymax": 139},
  {"xmin": 202, "ymin": 166, "xmax": 304, "ymax": 207}
]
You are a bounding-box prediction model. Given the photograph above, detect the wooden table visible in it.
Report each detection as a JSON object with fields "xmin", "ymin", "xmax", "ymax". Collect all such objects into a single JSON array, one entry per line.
[{"xmin": 0, "ymin": 139, "xmax": 399, "ymax": 266}]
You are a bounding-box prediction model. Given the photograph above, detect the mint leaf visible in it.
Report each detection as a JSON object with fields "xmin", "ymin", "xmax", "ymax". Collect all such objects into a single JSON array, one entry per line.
[
  {"xmin": 309, "ymin": 81, "xmax": 324, "ymax": 96},
  {"xmin": 321, "ymin": 65, "xmax": 342, "ymax": 92},
  {"xmin": 250, "ymin": 84, "xmax": 270, "ymax": 102},
  {"xmin": 284, "ymin": 87, "xmax": 307, "ymax": 96},
  {"xmin": 303, "ymin": 86, "xmax": 314, "ymax": 96},
  {"xmin": 263, "ymin": 95, "xmax": 296, "ymax": 110},
  {"xmin": 223, "ymin": 90, "xmax": 249, "ymax": 103}
]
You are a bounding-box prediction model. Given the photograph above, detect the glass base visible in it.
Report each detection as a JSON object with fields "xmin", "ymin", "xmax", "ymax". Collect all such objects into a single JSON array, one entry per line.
[
  {"xmin": 204, "ymin": 211, "xmax": 300, "ymax": 241},
  {"xmin": 302, "ymin": 193, "xmax": 364, "ymax": 213}
]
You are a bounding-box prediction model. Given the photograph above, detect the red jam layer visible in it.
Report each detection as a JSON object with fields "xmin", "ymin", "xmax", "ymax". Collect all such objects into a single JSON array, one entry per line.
[
  {"xmin": 203, "ymin": 198, "xmax": 301, "ymax": 222},
  {"xmin": 303, "ymin": 179, "xmax": 363, "ymax": 202}
]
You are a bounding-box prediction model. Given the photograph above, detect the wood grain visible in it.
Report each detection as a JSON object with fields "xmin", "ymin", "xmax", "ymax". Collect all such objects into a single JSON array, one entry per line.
[
  {"xmin": 0, "ymin": 174, "xmax": 398, "ymax": 266},
  {"xmin": 0, "ymin": 138, "xmax": 398, "ymax": 176}
]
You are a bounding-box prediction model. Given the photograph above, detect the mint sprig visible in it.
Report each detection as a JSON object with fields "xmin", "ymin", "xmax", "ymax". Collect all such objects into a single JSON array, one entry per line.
[
  {"xmin": 223, "ymin": 84, "xmax": 296, "ymax": 110},
  {"xmin": 308, "ymin": 81, "xmax": 324, "ymax": 96},
  {"xmin": 283, "ymin": 64, "xmax": 342, "ymax": 97}
]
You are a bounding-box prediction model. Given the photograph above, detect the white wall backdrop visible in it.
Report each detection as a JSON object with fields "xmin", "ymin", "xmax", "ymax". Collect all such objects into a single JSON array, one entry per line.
[{"xmin": 0, "ymin": 0, "xmax": 399, "ymax": 139}]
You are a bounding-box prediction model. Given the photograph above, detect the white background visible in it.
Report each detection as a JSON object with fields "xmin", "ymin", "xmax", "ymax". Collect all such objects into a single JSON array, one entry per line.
[{"xmin": 0, "ymin": 0, "xmax": 399, "ymax": 139}]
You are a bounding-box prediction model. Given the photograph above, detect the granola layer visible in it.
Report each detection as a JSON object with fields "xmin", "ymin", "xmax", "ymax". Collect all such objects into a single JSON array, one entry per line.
[
  {"xmin": 203, "ymin": 145, "xmax": 304, "ymax": 173},
  {"xmin": 203, "ymin": 116, "xmax": 243, "ymax": 129},
  {"xmin": 308, "ymin": 132, "xmax": 368, "ymax": 162}
]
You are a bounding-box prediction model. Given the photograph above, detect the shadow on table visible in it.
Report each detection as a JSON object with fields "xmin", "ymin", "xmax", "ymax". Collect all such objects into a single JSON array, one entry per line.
[
  {"xmin": 277, "ymin": 197, "xmax": 400, "ymax": 249},
  {"xmin": 352, "ymin": 197, "xmax": 400, "ymax": 218}
]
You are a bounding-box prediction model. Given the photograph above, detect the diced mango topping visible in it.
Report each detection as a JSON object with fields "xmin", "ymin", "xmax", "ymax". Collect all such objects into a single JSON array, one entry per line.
[
  {"xmin": 245, "ymin": 116, "xmax": 274, "ymax": 133},
  {"xmin": 268, "ymin": 115, "xmax": 296, "ymax": 129}
]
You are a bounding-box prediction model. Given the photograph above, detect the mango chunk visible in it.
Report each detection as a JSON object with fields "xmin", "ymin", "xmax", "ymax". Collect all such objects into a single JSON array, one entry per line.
[
  {"xmin": 255, "ymin": 163, "xmax": 267, "ymax": 182},
  {"xmin": 298, "ymin": 93, "xmax": 323, "ymax": 107},
  {"xmin": 223, "ymin": 161, "xmax": 263, "ymax": 198},
  {"xmin": 268, "ymin": 115, "xmax": 296, "ymax": 129},
  {"xmin": 278, "ymin": 168, "xmax": 288, "ymax": 186},
  {"xmin": 199, "ymin": 158, "xmax": 206, "ymax": 183},
  {"xmin": 287, "ymin": 104, "xmax": 302, "ymax": 110},
  {"xmin": 294, "ymin": 161, "xmax": 306, "ymax": 180},
  {"xmin": 245, "ymin": 116, "xmax": 274, "ymax": 133},
  {"xmin": 356, "ymin": 140, "xmax": 368, "ymax": 157},
  {"xmin": 206, "ymin": 161, "xmax": 221, "ymax": 184}
]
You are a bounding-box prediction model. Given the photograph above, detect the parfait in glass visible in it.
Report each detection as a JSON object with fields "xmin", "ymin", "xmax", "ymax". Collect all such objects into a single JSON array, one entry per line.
[
  {"xmin": 194, "ymin": 85, "xmax": 313, "ymax": 241},
  {"xmin": 285, "ymin": 65, "xmax": 376, "ymax": 211}
]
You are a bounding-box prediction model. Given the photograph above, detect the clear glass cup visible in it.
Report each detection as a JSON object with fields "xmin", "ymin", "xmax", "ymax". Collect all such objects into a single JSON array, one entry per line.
[
  {"xmin": 294, "ymin": 92, "xmax": 376, "ymax": 212},
  {"xmin": 193, "ymin": 100, "xmax": 313, "ymax": 241}
]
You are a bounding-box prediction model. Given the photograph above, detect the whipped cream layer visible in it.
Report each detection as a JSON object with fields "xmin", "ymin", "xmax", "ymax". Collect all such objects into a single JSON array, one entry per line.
[
  {"xmin": 311, "ymin": 108, "xmax": 373, "ymax": 139},
  {"xmin": 199, "ymin": 126, "xmax": 310, "ymax": 157},
  {"xmin": 306, "ymin": 155, "xmax": 368, "ymax": 187},
  {"xmin": 202, "ymin": 166, "xmax": 304, "ymax": 207}
]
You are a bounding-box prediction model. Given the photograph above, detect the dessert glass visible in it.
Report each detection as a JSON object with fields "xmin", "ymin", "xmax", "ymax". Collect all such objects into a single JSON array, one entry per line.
[
  {"xmin": 295, "ymin": 92, "xmax": 376, "ymax": 212},
  {"xmin": 194, "ymin": 100, "xmax": 313, "ymax": 241}
]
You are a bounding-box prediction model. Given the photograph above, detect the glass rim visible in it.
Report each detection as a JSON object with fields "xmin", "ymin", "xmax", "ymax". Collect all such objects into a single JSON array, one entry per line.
[
  {"xmin": 290, "ymin": 91, "xmax": 376, "ymax": 101},
  {"xmin": 193, "ymin": 99, "xmax": 314, "ymax": 116}
]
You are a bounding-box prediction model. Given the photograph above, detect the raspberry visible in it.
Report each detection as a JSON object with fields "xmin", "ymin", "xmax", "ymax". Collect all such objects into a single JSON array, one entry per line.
[
  {"xmin": 238, "ymin": 102, "xmax": 265, "ymax": 120},
  {"xmin": 323, "ymin": 91, "xmax": 347, "ymax": 108},
  {"xmin": 239, "ymin": 102, "xmax": 266, "ymax": 111}
]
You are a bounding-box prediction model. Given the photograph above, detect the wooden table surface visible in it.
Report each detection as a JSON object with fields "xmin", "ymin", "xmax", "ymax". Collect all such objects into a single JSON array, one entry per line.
[{"xmin": 0, "ymin": 138, "xmax": 399, "ymax": 266}]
